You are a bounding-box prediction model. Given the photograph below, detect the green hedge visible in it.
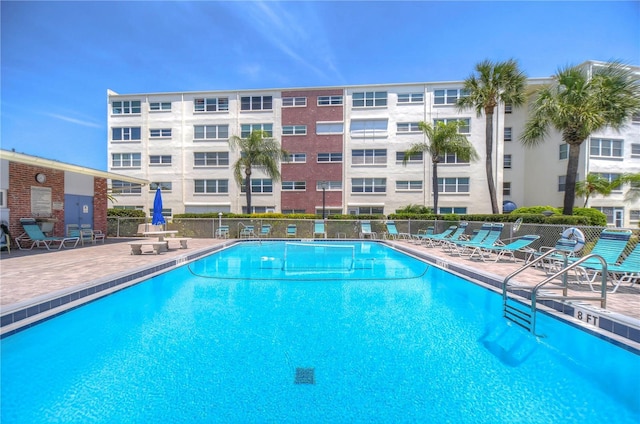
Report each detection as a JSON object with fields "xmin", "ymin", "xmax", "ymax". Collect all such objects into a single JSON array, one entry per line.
[{"xmin": 107, "ymin": 209, "xmax": 146, "ymax": 217}]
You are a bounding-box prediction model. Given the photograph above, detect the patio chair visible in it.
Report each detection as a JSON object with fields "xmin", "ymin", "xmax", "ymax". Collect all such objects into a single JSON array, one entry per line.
[
  {"xmin": 259, "ymin": 224, "xmax": 272, "ymax": 238},
  {"xmin": 81, "ymin": 224, "xmax": 105, "ymax": 244},
  {"xmin": 0, "ymin": 224, "xmax": 10, "ymax": 254},
  {"xmin": 16, "ymin": 218, "xmax": 79, "ymax": 250},
  {"xmin": 528, "ymin": 237, "xmax": 578, "ymax": 274},
  {"xmin": 420, "ymin": 225, "xmax": 456, "ymax": 246},
  {"xmin": 383, "ymin": 221, "xmax": 410, "ymax": 240},
  {"xmin": 472, "ymin": 234, "xmax": 540, "ymax": 262},
  {"xmin": 568, "ymin": 229, "xmax": 631, "ymax": 269},
  {"xmin": 313, "ymin": 220, "xmax": 326, "ymax": 239},
  {"xmin": 359, "ymin": 220, "xmax": 377, "ymax": 239},
  {"xmin": 410, "ymin": 226, "xmax": 433, "ymax": 243},
  {"xmin": 577, "ymin": 243, "xmax": 639, "ymax": 293},
  {"xmin": 443, "ymin": 223, "xmax": 492, "ymax": 254},
  {"xmin": 287, "ymin": 224, "xmax": 297, "ymax": 238},
  {"xmin": 451, "ymin": 223, "xmax": 504, "ymax": 257},
  {"xmin": 239, "ymin": 225, "xmax": 256, "ymax": 238},
  {"xmin": 215, "ymin": 225, "xmax": 230, "ymax": 238},
  {"xmin": 67, "ymin": 224, "xmax": 94, "ymax": 246},
  {"xmin": 423, "ymin": 222, "xmax": 468, "ymax": 248}
]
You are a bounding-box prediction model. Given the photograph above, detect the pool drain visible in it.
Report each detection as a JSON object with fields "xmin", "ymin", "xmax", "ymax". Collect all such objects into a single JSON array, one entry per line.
[{"xmin": 294, "ymin": 367, "xmax": 315, "ymax": 384}]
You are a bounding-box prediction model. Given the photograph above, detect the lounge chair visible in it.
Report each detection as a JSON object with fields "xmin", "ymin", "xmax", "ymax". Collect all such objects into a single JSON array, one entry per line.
[
  {"xmin": 410, "ymin": 226, "xmax": 433, "ymax": 243},
  {"xmin": 287, "ymin": 224, "xmax": 297, "ymax": 237},
  {"xmin": 529, "ymin": 237, "xmax": 578, "ymax": 274},
  {"xmin": 443, "ymin": 223, "xmax": 492, "ymax": 253},
  {"xmin": 80, "ymin": 224, "xmax": 105, "ymax": 244},
  {"xmin": 420, "ymin": 225, "xmax": 456, "ymax": 246},
  {"xmin": 359, "ymin": 220, "xmax": 377, "ymax": 239},
  {"xmin": 472, "ymin": 234, "xmax": 540, "ymax": 262},
  {"xmin": 67, "ymin": 224, "xmax": 94, "ymax": 246},
  {"xmin": 568, "ymin": 229, "xmax": 631, "ymax": 269},
  {"xmin": 215, "ymin": 225, "xmax": 230, "ymax": 238},
  {"xmin": 239, "ymin": 225, "xmax": 256, "ymax": 238},
  {"xmin": 0, "ymin": 225, "xmax": 10, "ymax": 254},
  {"xmin": 259, "ymin": 224, "xmax": 272, "ymax": 238},
  {"xmin": 383, "ymin": 221, "xmax": 410, "ymax": 240},
  {"xmin": 577, "ymin": 243, "xmax": 639, "ymax": 293},
  {"xmin": 313, "ymin": 220, "xmax": 326, "ymax": 239},
  {"xmin": 16, "ymin": 218, "xmax": 79, "ymax": 250},
  {"xmin": 423, "ymin": 222, "xmax": 468, "ymax": 248},
  {"xmin": 451, "ymin": 223, "xmax": 504, "ymax": 257}
]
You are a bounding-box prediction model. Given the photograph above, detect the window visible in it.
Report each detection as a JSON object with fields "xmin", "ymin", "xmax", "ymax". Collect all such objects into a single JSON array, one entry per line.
[
  {"xmin": 149, "ymin": 182, "xmax": 172, "ymax": 191},
  {"xmin": 503, "ymin": 182, "xmax": 511, "ymax": 196},
  {"xmin": 396, "ymin": 180, "xmax": 422, "ymax": 190},
  {"xmin": 283, "ymin": 209, "xmax": 306, "ymax": 214},
  {"xmin": 397, "ymin": 93, "xmax": 424, "ymax": 103},
  {"xmin": 597, "ymin": 173, "xmax": 623, "ymax": 190},
  {"xmin": 286, "ymin": 153, "xmax": 306, "ymax": 163},
  {"xmin": 194, "ymin": 97, "xmax": 229, "ymax": 112},
  {"xmin": 559, "ymin": 143, "xmax": 568, "ymax": 160},
  {"xmin": 396, "ymin": 151, "xmax": 423, "ymax": 163},
  {"xmin": 630, "ymin": 210, "xmax": 640, "ymax": 221},
  {"xmin": 316, "ymin": 181, "xmax": 342, "ymax": 190},
  {"xmin": 632, "ymin": 113, "xmax": 640, "ymax": 124},
  {"xmin": 0, "ymin": 189, "xmax": 5, "ymax": 208},
  {"xmin": 282, "ymin": 97, "xmax": 306, "ymax": 107},
  {"xmin": 590, "ymin": 138, "xmax": 623, "ymax": 158},
  {"xmin": 352, "ymin": 91, "xmax": 387, "ymax": 107},
  {"xmin": 282, "ymin": 125, "xmax": 307, "ymax": 135},
  {"xmin": 194, "ymin": 125, "xmax": 229, "ymax": 140},
  {"xmin": 352, "ymin": 178, "xmax": 386, "ymax": 193},
  {"xmin": 241, "ymin": 123, "xmax": 273, "ymax": 137},
  {"xmin": 350, "ymin": 120, "xmax": 388, "ymax": 138},
  {"xmin": 504, "ymin": 104, "xmax": 513, "ymax": 114},
  {"xmin": 317, "ymin": 152, "xmax": 342, "ymax": 163},
  {"xmin": 282, "ymin": 181, "xmax": 306, "ymax": 191},
  {"xmin": 149, "ymin": 102, "xmax": 171, "ymax": 111},
  {"xmin": 631, "ymin": 143, "xmax": 640, "ymax": 157},
  {"xmin": 111, "ymin": 180, "xmax": 142, "ymax": 194},
  {"xmin": 240, "ymin": 96, "xmax": 272, "ymax": 111},
  {"xmin": 111, "ymin": 153, "xmax": 141, "ymax": 168},
  {"xmin": 351, "ymin": 206, "xmax": 384, "ymax": 215},
  {"xmin": 438, "ymin": 177, "xmax": 470, "ymax": 193},
  {"xmin": 113, "ymin": 205, "xmax": 144, "ymax": 211},
  {"xmin": 503, "ymin": 154, "xmax": 512, "ymax": 169},
  {"xmin": 244, "ymin": 179, "xmax": 273, "ymax": 193},
  {"xmin": 150, "ymin": 129, "xmax": 171, "ymax": 138},
  {"xmin": 316, "ymin": 122, "xmax": 344, "ymax": 134},
  {"xmin": 433, "ymin": 89, "xmax": 468, "ymax": 105},
  {"xmin": 592, "ymin": 207, "xmax": 625, "ymax": 227},
  {"xmin": 352, "ymin": 149, "xmax": 387, "ymax": 165},
  {"xmin": 434, "ymin": 118, "xmax": 470, "ymax": 134},
  {"xmin": 195, "ymin": 179, "xmax": 229, "ymax": 193},
  {"xmin": 194, "ymin": 152, "xmax": 229, "ymax": 166},
  {"xmin": 438, "ymin": 151, "xmax": 469, "ymax": 164},
  {"xmin": 242, "ymin": 206, "xmax": 273, "ymax": 214},
  {"xmin": 112, "ymin": 100, "xmax": 141, "ymax": 115},
  {"xmin": 439, "ymin": 207, "xmax": 467, "ymax": 214},
  {"xmin": 149, "ymin": 155, "xmax": 172, "ymax": 165},
  {"xmin": 147, "ymin": 208, "xmax": 172, "ymax": 218},
  {"xmin": 558, "ymin": 175, "xmax": 566, "ymax": 192},
  {"xmin": 112, "ymin": 127, "xmax": 141, "ymax": 141},
  {"xmin": 504, "ymin": 127, "xmax": 512, "ymax": 142},
  {"xmin": 318, "ymin": 95, "xmax": 343, "ymax": 106},
  {"xmin": 397, "ymin": 122, "xmax": 421, "ymax": 133}
]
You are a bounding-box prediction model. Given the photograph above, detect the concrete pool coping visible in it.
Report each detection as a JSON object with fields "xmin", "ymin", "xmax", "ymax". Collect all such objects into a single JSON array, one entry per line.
[{"xmin": 1, "ymin": 238, "xmax": 639, "ymax": 350}]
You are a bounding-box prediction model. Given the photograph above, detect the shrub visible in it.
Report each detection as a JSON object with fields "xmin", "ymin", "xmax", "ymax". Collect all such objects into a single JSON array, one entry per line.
[
  {"xmin": 572, "ymin": 208, "xmax": 607, "ymax": 226},
  {"xmin": 512, "ymin": 206, "xmax": 561, "ymax": 215},
  {"xmin": 107, "ymin": 209, "xmax": 146, "ymax": 217}
]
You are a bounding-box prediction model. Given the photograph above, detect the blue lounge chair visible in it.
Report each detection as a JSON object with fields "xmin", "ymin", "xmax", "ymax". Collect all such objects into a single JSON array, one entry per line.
[
  {"xmin": 453, "ymin": 223, "xmax": 504, "ymax": 257},
  {"xmin": 286, "ymin": 224, "xmax": 297, "ymax": 238},
  {"xmin": 239, "ymin": 225, "xmax": 256, "ymax": 238},
  {"xmin": 529, "ymin": 237, "xmax": 578, "ymax": 274},
  {"xmin": 445, "ymin": 223, "xmax": 493, "ymax": 254},
  {"xmin": 215, "ymin": 225, "xmax": 230, "ymax": 238},
  {"xmin": 568, "ymin": 229, "xmax": 631, "ymax": 269},
  {"xmin": 384, "ymin": 221, "xmax": 410, "ymax": 240},
  {"xmin": 16, "ymin": 219, "xmax": 79, "ymax": 250},
  {"xmin": 313, "ymin": 220, "xmax": 326, "ymax": 239},
  {"xmin": 259, "ymin": 224, "xmax": 272, "ymax": 238},
  {"xmin": 473, "ymin": 234, "xmax": 540, "ymax": 262},
  {"xmin": 359, "ymin": 220, "xmax": 377, "ymax": 239},
  {"xmin": 0, "ymin": 224, "xmax": 10, "ymax": 254},
  {"xmin": 578, "ymin": 243, "xmax": 639, "ymax": 293},
  {"xmin": 423, "ymin": 222, "xmax": 469, "ymax": 248},
  {"xmin": 410, "ymin": 226, "xmax": 434, "ymax": 243}
]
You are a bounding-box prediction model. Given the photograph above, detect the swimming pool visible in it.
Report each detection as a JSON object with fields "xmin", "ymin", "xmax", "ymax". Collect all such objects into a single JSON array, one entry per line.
[{"xmin": 2, "ymin": 241, "xmax": 639, "ymax": 423}]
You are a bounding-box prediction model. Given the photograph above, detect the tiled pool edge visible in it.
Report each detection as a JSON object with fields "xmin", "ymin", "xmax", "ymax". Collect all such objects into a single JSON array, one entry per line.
[
  {"xmin": 0, "ymin": 241, "xmax": 235, "ymax": 337},
  {"xmin": 391, "ymin": 242, "xmax": 640, "ymax": 351}
]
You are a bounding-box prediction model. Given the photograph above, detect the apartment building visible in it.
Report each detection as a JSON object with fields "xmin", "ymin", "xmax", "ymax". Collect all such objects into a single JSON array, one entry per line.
[{"xmin": 107, "ymin": 62, "xmax": 640, "ymax": 227}]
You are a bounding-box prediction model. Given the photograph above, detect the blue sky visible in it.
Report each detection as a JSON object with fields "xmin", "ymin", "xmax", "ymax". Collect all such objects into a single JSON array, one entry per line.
[{"xmin": 1, "ymin": 1, "xmax": 638, "ymax": 171}]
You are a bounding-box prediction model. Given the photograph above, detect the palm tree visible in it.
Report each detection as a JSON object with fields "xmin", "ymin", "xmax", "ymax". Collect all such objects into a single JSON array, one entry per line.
[
  {"xmin": 617, "ymin": 173, "xmax": 640, "ymax": 203},
  {"xmin": 521, "ymin": 62, "xmax": 640, "ymax": 215},
  {"xmin": 229, "ymin": 130, "xmax": 288, "ymax": 213},
  {"xmin": 575, "ymin": 173, "xmax": 615, "ymax": 207},
  {"xmin": 457, "ymin": 59, "xmax": 527, "ymax": 214},
  {"xmin": 403, "ymin": 120, "xmax": 479, "ymax": 213}
]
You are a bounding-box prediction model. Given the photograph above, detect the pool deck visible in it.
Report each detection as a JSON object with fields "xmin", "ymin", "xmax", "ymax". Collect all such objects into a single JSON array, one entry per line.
[{"xmin": 1, "ymin": 237, "xmax": 638, "ymax": 347}]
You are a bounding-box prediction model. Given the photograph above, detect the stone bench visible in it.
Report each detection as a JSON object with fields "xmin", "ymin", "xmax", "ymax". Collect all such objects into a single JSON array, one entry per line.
[
  {"xmin": 165, "ymin": 237, "xmax": 192, "ymax": 249},
  {"xmin": 128, "ymin": 240, "xmax": 168, "ymax": 255}
]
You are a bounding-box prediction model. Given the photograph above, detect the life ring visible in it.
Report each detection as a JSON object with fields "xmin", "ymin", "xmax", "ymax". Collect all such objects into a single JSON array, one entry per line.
[
  {"xmin": 513, "ymin": 218, "xmax": 523, "ymax": 232},
  {"xmin": 562, "ymin": 227, "xmax": 585, "ymax": 252}
]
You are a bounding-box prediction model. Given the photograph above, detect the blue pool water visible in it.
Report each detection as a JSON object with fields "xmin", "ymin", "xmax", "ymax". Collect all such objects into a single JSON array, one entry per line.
[{"xmin": 2, "ymin": 241, "xmax": 639, "ymax": 423}]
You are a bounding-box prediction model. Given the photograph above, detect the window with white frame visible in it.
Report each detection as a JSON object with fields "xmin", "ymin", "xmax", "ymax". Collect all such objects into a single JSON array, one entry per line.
[
  {"xmin": 240, "ymin": 96, "xmax": 273, "ymax": 111},
  {"xmin": 150, "ymin": 129, "xmax": 171, "ymax": 138},
  {"xmin": 195, "ymin": 179, "xmax": 229, "ymax": 193},
  {"xmin": 111, "ymin": 153, "xmax": 141, "ymax": 168},
  {"xmin": 318, "ymin": 95, "xmax": 343, "ymax": 106},
  {"xmin": 397, "ymin": 122, "xmax": 421, "ymax": 133},
  {"xmin": 147, "ymin": 208, "xmax": 172, "ymax": 218},
  {"xmin": 242, "ymin": 206, "xmax": 274, "ymax": 214},
  {"xmin": 113, "ymin": 205, "xmax": 144, "ymax": 211},
  {"xmin": 439, "ymin": 207, "xmax": 467, "ymax": 214},
  {"xmin": 112, "ymin": 127, "xmax": 141, "ymax": 141},
  {"xmin": 149, "ymin": 182, "xmax": 172, "ymax": 191},
  {"xmin": 194, "ymin": 97, "xmax": 229, "ymax": 112},
  {"xmin": 194, "ymin": 152, "xmax": 229, "ymax": 166},
  {"xmin": 590, "ymin": 138, "xmax": 623, "ymax": 158},
  {"xmin": 592, "ymin": 206, "xmax": 624, "ymax": 227},
  {"xmin": 559, "ymin": 143, "xmax": 568, "ymax": 160},
  {"xmin": 111, "ymin": 180, "xmax": 142, "ymax": 194},
  {"xmin": 350, "ymin": 120, "xmax": 388, "ymax": 138},
  {"xmin": 317, "ymin": 152, "xmax": 342, "ymax": 162},
  {"xmin": 503, "ymin": 154, "xmax": 512, "ymax": 169},
  {"xmin": 438, "ymin": 151, "xmax": 469, "ymax": 164},
  {"xmin": 282, "ymin": 209, "xmax": 307, "ymax": 214},
  {"xmin": 0, "ymin": 189, "xmax": 5, "ymax": 208},
  {"xmin": 352, "ymin": 178, "xmax": 386, "ymax": 193},
  {"xmin": 194, "ymin": 125, "xmax": 229, "ymax": 140},
  {"xmin": 504, "ymin": 104, "xmax": 512, "ymax": 114},
  {"xmin": 631, "ymin": 143, "xmax": 640, "ymax": 157},
  {"xmin": 245, "ymin": 179, "xmax": 273, "ymax": 193},
  {"xmin": 397, "ymin": 93, "xmax": 424, "ymax": 103},
  {"xmin": 352, "ymin": 149, "xmax": 387, "ymax": 165},
  {"xmin": 350, "ymin": 206, "xmax": 384, "ymax": 215},
  {"xmin": 112, "ymin": 100, "xmax": 141, "ymax": 115},
  {"xmin": 503, "ymin": 182, "xmax": 511, "ymax": 196},
  {"xmin": 149, "ymin": 101, "xmax": 171, "ymax": 111},
  {"xmin": 241, "ymin": 123, "xmax": 273, "ymax": 138},
  {"xmin": 630, "ymin": 209, "xmax": 640, "ymax": 222},
  {"xmin": 597, "ymin": 173, "xmax": 623, "ymax": 190},
  {"xmin": 286, "ymin": 153, "xmax": 306, "ymax": 163},
  {"xmin": 504, "ymin": 127, "xmax": 512, "ymax": 142},
  {"xmin": 632, "ymin": 113, "xmax": 640, "ymax": 124},
  {"xmin": 433, "ymin": 89, "xmax": 469, "ymax": 105},
  {"xmin": 352, "ymin": 91, "xmax": 387, "ymax": 107},
  {"xmin": 282, "ymin": 181, "xmax": 306, "ymax": 191},
  {"xmin": 396, "ymin": 151, "xmax": 423, "ymax": 163},
  {"xmin": 149, "ymin": 155, "xmax": 172, "ymax": 165},
  {"xmin": 558, "ymin": 175, "xmax": 566, "ymax": 192},
  {"xmin": 438, "ymin": 177, "xmax": 470, "ymax": 193},
  {"xmin": 316, "ymin": 122, "xmax": 344, "ymax": 134},
  {"xmin": 282, "ymin": 125, "xmax": 307, "ymax": 135},
  {"xmin": 433, "ymin": 118, "xmax": 470, "ymax": 134},
  {"xmin": 316, "ymin": 181, "xmax": 342, "ymax": 190},
  {"xmin": 282, "ymin": 97, "xmax": 306, "ymax": 107},
  {"xmin": 396, "ymin": 180, "xmax": 422, "ymax": 191}
]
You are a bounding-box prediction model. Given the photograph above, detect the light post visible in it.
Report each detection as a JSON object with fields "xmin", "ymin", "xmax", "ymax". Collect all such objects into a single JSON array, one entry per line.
[
  {"xmin": 218, "ymin": 212, "xmax": 222, "ymax": 235},
  {"xmin": 319, "ymin": 181, "xmax": 329, "ymax": 219}
]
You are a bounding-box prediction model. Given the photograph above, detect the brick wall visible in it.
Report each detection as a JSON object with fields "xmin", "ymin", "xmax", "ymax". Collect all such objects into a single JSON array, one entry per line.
[{"xmin": 94, "ymin": 177, "xmax": 108, "ymax": 235}]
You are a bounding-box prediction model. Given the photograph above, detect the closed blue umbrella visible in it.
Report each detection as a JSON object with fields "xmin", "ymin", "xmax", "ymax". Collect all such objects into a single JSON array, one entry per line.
[{"xmin": 152, "ymin": 188, "xmax": 166, "ymax": 225}]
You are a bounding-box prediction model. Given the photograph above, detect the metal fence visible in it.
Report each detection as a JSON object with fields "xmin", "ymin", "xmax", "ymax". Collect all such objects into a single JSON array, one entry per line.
[{"xmin": 107, "ymin": 217, "xmax": 638, "ymax": 258}]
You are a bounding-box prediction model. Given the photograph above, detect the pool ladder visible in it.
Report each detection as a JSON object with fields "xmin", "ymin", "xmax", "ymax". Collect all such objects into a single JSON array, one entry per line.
[{"xmin": 502, "ymin": 250, "xmax": 608, "ymax": 336}]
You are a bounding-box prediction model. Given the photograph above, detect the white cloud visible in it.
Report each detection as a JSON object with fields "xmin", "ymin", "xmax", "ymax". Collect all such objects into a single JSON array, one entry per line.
[{"xmin": 44, "ymin": 113, "xmax": 102, "ymax": 129}]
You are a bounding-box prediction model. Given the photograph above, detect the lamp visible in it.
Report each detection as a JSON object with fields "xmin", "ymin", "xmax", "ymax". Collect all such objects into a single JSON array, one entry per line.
[{"xmin": 319, "ymin": 181, "xmax": 329, "ymax": 219}]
